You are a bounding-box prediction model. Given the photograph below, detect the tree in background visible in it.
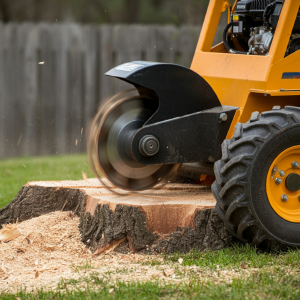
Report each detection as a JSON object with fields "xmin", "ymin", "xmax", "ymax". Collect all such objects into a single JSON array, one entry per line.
[{"xmin": 0, "ymin": 0, "xmax": 210, "ymax": 25}]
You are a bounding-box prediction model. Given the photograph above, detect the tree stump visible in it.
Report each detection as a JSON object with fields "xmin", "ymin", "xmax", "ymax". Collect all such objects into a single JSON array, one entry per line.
[{"xmin": 0, "ymin": 179, "xmax": 233, "ymax": 254}]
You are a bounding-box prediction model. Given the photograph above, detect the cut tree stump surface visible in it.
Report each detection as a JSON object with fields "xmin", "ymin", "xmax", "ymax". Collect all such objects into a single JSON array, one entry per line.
[{"xmin": 0, "ymin": 179, "xmax": 233, "ymax": 254}]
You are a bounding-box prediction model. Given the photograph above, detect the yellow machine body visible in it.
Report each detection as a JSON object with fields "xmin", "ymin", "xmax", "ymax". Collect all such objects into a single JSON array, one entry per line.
[{"xmin": 191, "ymin": 0, "xmax": 300, "ymax": 138}]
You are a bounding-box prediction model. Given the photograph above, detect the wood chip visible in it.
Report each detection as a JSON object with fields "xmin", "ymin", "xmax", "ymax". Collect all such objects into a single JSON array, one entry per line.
[
  {"xmin": 178, "ymin": 258, "xmax": 183, "ymax": 264},
  {"xmin": 35, "ymin": 271, "xmax": 39, "ymax": 279},
  {"xmin": 163, "ymin": 269, "xmax": 175, "ymax": 277},
  {"xmin": 241, "ymin": 263, "xmax": 247, "ymax": 269},
  {"xmin": 1, "ymin": 262, "xmax": 7, "ymax": 274},
  {"xmin": 0, "ymin": 224, "xmax": 22, "ymax": 242},
  {"xmin": 82, "ymin": 172, "xmax": 88, "ymax": 181}
]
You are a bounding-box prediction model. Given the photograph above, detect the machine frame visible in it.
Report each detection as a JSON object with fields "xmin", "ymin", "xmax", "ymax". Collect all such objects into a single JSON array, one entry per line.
[{"xmin": 192, "ymin": 0, "xmax": 300, "ymax": 138}]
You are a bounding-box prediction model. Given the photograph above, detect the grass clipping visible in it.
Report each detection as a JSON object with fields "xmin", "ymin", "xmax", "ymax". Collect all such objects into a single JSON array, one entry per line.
[{"xmin": 0, "ymin": 223, "xmax": 21, "ymax": 242}]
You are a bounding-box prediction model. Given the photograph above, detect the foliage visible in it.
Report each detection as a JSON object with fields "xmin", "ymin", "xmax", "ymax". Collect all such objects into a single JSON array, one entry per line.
[{"xmin": 0, "ymin": 0, "xmax": 210, "ymax": 25}]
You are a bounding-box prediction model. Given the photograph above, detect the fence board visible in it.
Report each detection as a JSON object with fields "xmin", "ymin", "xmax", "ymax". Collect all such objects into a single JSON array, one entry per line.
[
  {"xmin": 53, "ymin": 24, "xmax": 68, "ymax": 155},
  {"xmin": 99, "ymin": 25, "xmax": 113, "ymax": 101},
  {"xmin": 0, "ymin": 24, "xmax": 4, "ymax": 158},
  {"xmin": 39, "ymin": 23, "xmax": 55, "ymax": 155},
  {"xmin": 12, "ymin": 25, "xmax": 24, "ymax": 157},
  {"xmin": 23, "ymin": 23, "xmax": 39, "ymax": 156},
  {"xmin": 3, "ymin": 24, "xmax": 18, "ymax": 157},
  {"xmin": 156, "ymin": 26, "xmax": 177, "ymax": 63},
  {"xmin": 83, "ymin": 25, "xmax": 98, "ymax": 138},
  {"xmin": 179, "ymin": 26, "xmax": 201, "ymax": 67},
  {"xmin": 68, "ymin": 24, "xmax": 84, "ymax": 154},
  {"xmin": 0, "ymin": 23, "xmax": 223, "ymax": 158},
  {"xmin": 112, "ymin": 25, "xmax": 133, "ymax": 94}
]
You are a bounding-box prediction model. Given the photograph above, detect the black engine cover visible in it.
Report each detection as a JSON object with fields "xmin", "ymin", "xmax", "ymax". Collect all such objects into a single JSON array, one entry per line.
[
  {"xmin": 235, "ymin": 0, "xmax": 300, "ymax": 32},
  {"xmin": 235, "ymin": 0, "xmax": 275, "ymax": 20}
]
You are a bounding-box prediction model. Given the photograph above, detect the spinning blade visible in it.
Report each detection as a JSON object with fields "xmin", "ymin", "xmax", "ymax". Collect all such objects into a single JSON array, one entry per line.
[{"xmin": 88, "ymin": 89, "xmax": 179, "ymax": 192}]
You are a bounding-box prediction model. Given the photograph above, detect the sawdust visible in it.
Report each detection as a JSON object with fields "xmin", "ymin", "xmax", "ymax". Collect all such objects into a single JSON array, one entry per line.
[
  {"xmin": 0, "ymin": 211, "xmax": 172, "ymax": 292},
  {"xmin": 0, "ymin": 223, "xmax": 22, "ymax": 242},
  {"xmin": 0, "ymin": 211, "xmax": 248, "ymax": 293},
  {"xmin": 0, "ymin": 211, "xmax": 92, "ymax": 291}
]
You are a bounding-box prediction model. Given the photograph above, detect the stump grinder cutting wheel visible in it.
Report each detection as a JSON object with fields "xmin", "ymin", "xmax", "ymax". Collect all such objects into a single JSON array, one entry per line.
[
  {"xmin": 89, "ymin": 0, "xmax": 300, "ymax": 250},
  {"xmin": 87, "ymin": 89, "xmax": 180, "ymax": 192}
]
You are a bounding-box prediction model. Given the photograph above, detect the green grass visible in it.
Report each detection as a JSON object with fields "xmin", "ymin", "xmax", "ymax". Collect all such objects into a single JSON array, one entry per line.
[
  {"xmin": 166, "ymin": 244, "xmax": 300, "ymax": 270},
  {"xmin": 0, "ymin": 154, "xmax": 94, "ymax": 209},
  {"xmin": 2, "ymin": 245, "xmax": 300, "ymax": 299},
  {"xmin": 1, "ymin": 265, "xmax": 300, "ymax": 299},
  {"xmin": 1, "ymin": 156, "xmax": 300, "ymax": 299}
]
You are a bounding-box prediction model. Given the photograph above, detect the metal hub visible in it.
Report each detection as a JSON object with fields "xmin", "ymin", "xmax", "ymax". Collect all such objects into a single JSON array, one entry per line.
[
  {"xmin": 285, "ymin": 173, "xmax": 300, "ymax": 192},
  {"xmin": 139, "ymin": 135, "xmax": 160, "ymax": 157}
]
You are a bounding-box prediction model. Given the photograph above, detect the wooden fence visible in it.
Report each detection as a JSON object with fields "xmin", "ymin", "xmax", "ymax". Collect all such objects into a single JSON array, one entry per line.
[{"xmin": 0, "ymin": 23, "xmax": 223, "ymax": 158}]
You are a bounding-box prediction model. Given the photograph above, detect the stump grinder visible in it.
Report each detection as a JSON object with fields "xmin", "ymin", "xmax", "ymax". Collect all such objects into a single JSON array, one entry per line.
[{"xmin": 88, "ymin": 0, "xmax": 300, "ymax": 250}]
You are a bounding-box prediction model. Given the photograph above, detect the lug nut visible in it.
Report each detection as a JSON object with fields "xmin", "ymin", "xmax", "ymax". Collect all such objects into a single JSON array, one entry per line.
[
  {"xmin": 292, "ymin": 161, "xmax": 299, "ymax": 169},
  {"xmin": 275, "ymin": 178, "xmax": 282, "ymax": 185},
  {"xmin": 281, "ymin": 194, "xmax": 288, "ymax": 202},
  {"xmin": 279, "ymin": 171, "xmax": 285, "ymax": 177},
  {"xmin": 219, "ymin": 113, "xmax": 228, "ymax": 122}
]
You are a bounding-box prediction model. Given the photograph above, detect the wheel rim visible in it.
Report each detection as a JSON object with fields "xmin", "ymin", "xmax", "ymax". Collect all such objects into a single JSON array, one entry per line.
[{"xmin": 266, "ymin": 145, "xmax": 300, "ymax": 223}]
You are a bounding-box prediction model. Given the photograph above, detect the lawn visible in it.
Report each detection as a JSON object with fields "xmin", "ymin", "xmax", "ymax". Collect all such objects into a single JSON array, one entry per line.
[
  {"xmin": 0, "ymin": 154, "xmax": 94, "ymax": 209},
  {"xmin": 1, "ymin": 155, "xmax": 300, "ymax": 299},
  {"xmin": 1, "ymin": 245, "xmax": 300, "ymax": 299}
]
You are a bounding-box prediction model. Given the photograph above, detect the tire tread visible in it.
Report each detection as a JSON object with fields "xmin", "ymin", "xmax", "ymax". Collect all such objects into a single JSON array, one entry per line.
[{"xmin": 213, "ymin": 106, "xmax": 300, "ymax": 250}]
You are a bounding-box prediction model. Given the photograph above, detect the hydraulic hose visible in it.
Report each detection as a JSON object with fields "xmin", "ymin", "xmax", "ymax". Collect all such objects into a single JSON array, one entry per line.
[
  {"xmin": 263, "ymin": 0, "xmax": 277, "ymax": 28},
  {"xmin": 223, "ymin": 22, "xmax": 248, "ymax": 55}
]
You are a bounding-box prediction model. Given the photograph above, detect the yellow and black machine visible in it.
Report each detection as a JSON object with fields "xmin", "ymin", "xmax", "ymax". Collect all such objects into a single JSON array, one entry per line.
[{"xmin": 88, "ymin": 0, "xmax": 300, "ymax": 250}]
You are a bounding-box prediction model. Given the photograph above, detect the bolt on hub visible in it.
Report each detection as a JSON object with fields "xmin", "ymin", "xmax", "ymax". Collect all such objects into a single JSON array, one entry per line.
[{"xmin": 139, "ymin": 135, "xmax": 160, "ymax": 157}]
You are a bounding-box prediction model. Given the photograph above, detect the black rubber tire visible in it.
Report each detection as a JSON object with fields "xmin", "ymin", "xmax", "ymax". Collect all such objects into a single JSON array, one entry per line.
[{"xmin": 212, "ymin": 106, "xmax": 300, "ymax": 251}]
